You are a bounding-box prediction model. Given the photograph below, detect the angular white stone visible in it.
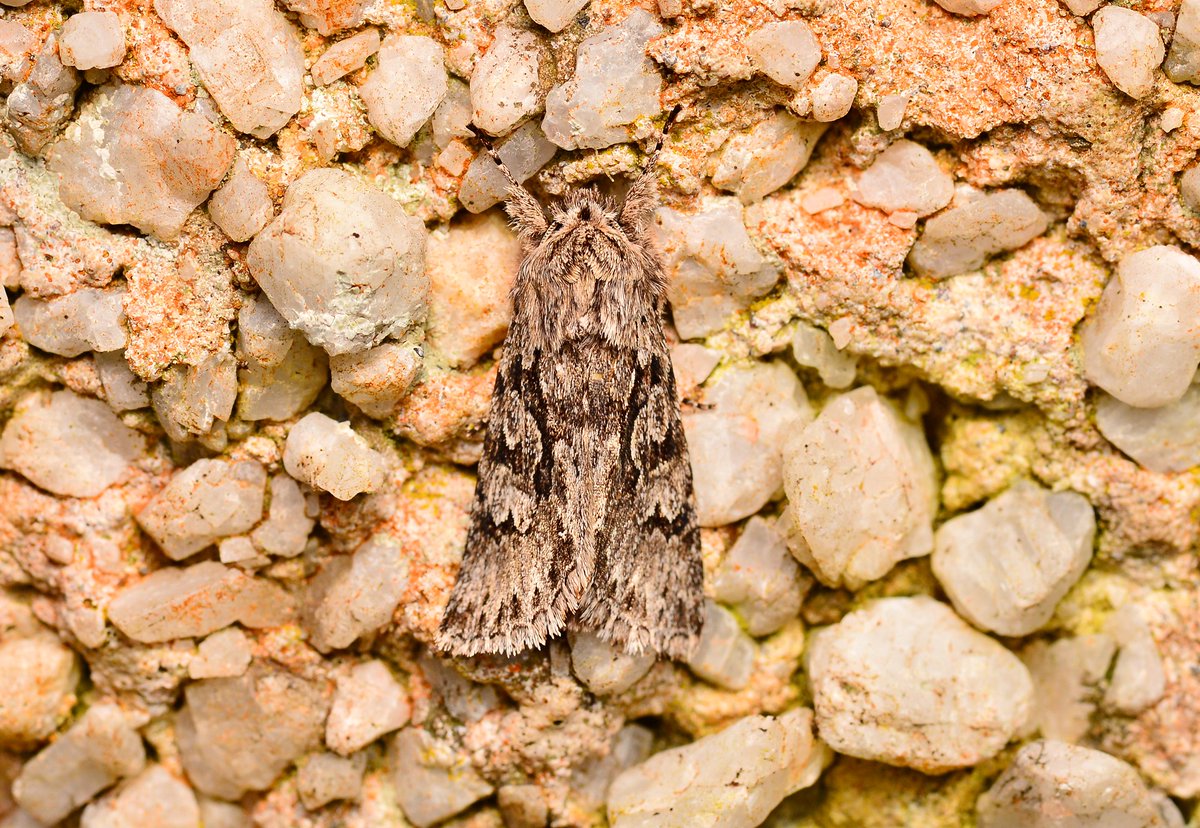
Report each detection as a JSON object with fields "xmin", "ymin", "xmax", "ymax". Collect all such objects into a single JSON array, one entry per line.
[
  {"xmin": 329, "ymin": 342, "xmax": 423, "ymax": 418},
  {"xmin": 176, "ymin": 666, "xmax": 326, "ymax": 799},
  {"xmin": 247, "ymin": 168, "xmax": 429, "ymax": 356},
  {"xmin": 250, "ymin": 474, "xmax": 314, "ymax": 558},
  {"xmin": 297, "ymin": 752, "xmax": 365, "ymax": 810},
  {"xmin": 283, "ymin": 413, "xmax": 387, "ymax": 501},
  {"xmin": 933, "ymin": 480, "xmax": 1095, "ymax": 636},
  {"xmin": 155, "ymin": 0, "xmax": 305, "ymax": 138},
  {"xmin": 808, "ymin": 596, "xmax": 1033, "ymax": 773},
  {"xmin": 811, "ymin": 74, "xmax": 857, "ymax": 122},
  {"xmin": 651, "ymin": 199, "xmax": 779, "ymax": 339},
  {"xmin": 1020, "ymin": 633, "xmax": 1116, "ymax": 743},
  {"xmin": 151, "ymin": 353, "xmax": 238, "ymax": 442},
  {"xmin": 1092, "ymin": 7, "xmax": 1163, "ymax": 100},
  {"xmin": 236, "ymin": 294, "xmax": 293, "ymax": 368},
  {"xmin": 0, "ymin": 634, "xmax": 80, "ymax": 748},
  {"xmin": 459, "ymin": 120, "xmax": 559, "ymax": 213},
  {"xmin": 326, "ymin": 660, "xmax": 411, "ymax": 755},
  {"xmin": 47, "ymin": 84, "xmax": 235, "ymax": 240},
  {"xmin": 933, "ymin": 0, "xmax": 1003, "ymax": 14},
  {"xmin": 390, "ymin": 728, "xmax": 494, "ymax": 828},
  {"xmin": 876, "ymin": 92, "xmax": 909, "ymax": 130},
  {"xmin": 359, "ymin": 35, "xmax": 447, "ymax": 149},
  {"xmin": 1079, "ymin": 245, "xmax": 1200, "ymax": 408},
  {"xmin": 1096, "ymin": 386, "xmax": 1200, "ymax": 473},
  {"xmin": 218, "ymin": 536, "xmax": 260, "ymax": 566},
  {"xmin": 471, "ymin": 26, "xmax": 544, "ymax": 136},
  {"xmin": 854, "ymin": 140, "xmax": 954, "ymax": 217},
  {"xmin": 977, "ymin": 741, "xmax": 1169, "ymax": 828},
  {"xmin": 783, "ymin": 386, "xmax": 937, "ymax": 589},
  {"xmin": 282, "ymin": 0, "xmax": 368, "ymax": 35},
  {"xmin": 608, "ymin": 709, "xmax": 826, "ymax": 828},
  {"xmin": 14, "ymin": 286, "xmax": 126, "ymax": 357},
  {"xmin": 419, "ymin": 655, "xmax": 502, "ymax": 723},
  {"xmin": 671, "ymin": 342, "xmax": 721, "ymax": 396},
  {"xmin": 426, "ymin": 210, "xmax": 521, "ymax": 367},
  {"xmin": 712, "ymin": 112, "xmax": 827, "ymax": 203},
  {"xmin": 1166, "ymin": 0, "xmax": 1200, "ymax": 83},
  {"xmin": 302, "ymin": 533, "xmax": 410, "ymax": 651},
  {"xmin": 311, "ymin": 28, "xmax": 380, "ymax": 87},
  {"xmin": 686, "ymin": 600, "xmax": 756, "ymax": 690},
  {"xmin": 432, "ymin": 79, "xmax": 472, "ymax": 148},
  {"xmin": 208, "ymin": 159, "xmax": 272, "ymax": 243},
  {"xmin": 1181, "ymin": 166, "xmax": 1200, "ymax": 213},
  {"xmin": 5, "ymin": 35, "xmax": 80, "ymax": 155},
  {"xmin": 80, "ymin": 764, "xmax": 199, "ymax": 828},
  {"xmin": 0, "ymin": 389, "xmax": 141, "ymax": 498},
  {"xmin": 237, "ymin": 333, "xmax": 327, "ymax": 422},
  {"xmin": 712, "ymin": 517, "xmax": 808, "ymax": 636},
  {"xmin": 136, "ymin": 459, "xmax": 266, "ymax": 560},
  {"xmin": 569, "ymin": 631, "xmax": 655, "ymax": 695},
  {"xmin": 684, "ymin": 361, "xmax": 811, "ymax": 527},
  {"xmin": 108, "ymin": 560, "xmax": 293, "ymax": 643},
  {"xmin": 524, "ymin": 0, "xmax": 589, "ymax": 32},
  {"xmin": 1103, "ymin": 605, "xmax": 1166, "ymax": 716},
  {"xmin": 746, "ymin": 21, "xmax": 821, "ymax": 89},
  {"xmin": 573, "ymin": 725, "xmax": 653, "ymax": 810},
  {"xmin": 908, "ymin": 189, "xmax": 1047, "ymax": 280},
  {"xmin": 13, "ymin": 703, "xmax": 146, "ymax": 826},
  {"xmin": 197, "ymin": 798, "xmax": 250, "ymax": 828},
  {"xmin": 95, "ymin": 351, "xmax": 150, "ymax": 412},
  {"xmin": 59, "ymin": 12, "xmax": 125, "ymax": 70},
  {"xmin": 189, "ymin": 627, "xmax": 253, "ymax": 679},
  {"xmin": 542, "ymin": 10, "xmax": 663, "ymax": 150},
  {"xmin": 790, "ymin": 322, "xmax": 856, "ymax": 389}
]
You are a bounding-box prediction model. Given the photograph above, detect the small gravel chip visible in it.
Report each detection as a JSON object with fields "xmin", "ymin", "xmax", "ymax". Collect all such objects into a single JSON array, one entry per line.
[
  {"xmin": 569, "ymin": 631, "xmax": 655, "ymax": 695},
  {"xmin": 1166, "ymin": 0, "xmax": 1200, "ymax": 82},
  {"xmin": 907, "ymin": 188, "xmax": 1047, "ymax": 279},
  {"xmin": 302, "ymin": 533, "xmax": 409, "ymax": 651},
  {"xmin": 459, "ymin": 120, "xmax": 558, "ymax": 212},
  {"xmin": 855, "ymin": 139, "xmax": 954, "ymax": 217},
  {"xmin": 359, "ymin": 34, "xmax": 447, "ymax": 149},
  {"xmin": 59, "ymin": 11, "xmax": 125, "ymax": 70},
  {"xmin": 746, "ymin": 21, "xmax": 821, "ymax": 90},
  {"xmin": 1092, "ymin": 7, "xmax": 1163, "ymax": 100},
  {"xmin": 136, "ymin": 459, "xmax": 267, "ymax": 560},
  {"xmin": 208, "ymin": 158, "xmax": 273, "ymax": 243},
  {"xmin": 524, "ymin": 0, "xmax": 589, "ymax": 32},
  {"xmin": 298, "ymin": 752, "xmax": 366, "ymax": 810},
  {"xmin": 13, "ymin": 285, "xmax": 127, "ymax": 357},
  {"xmin": 390, "ymin": 727, "xmax": 494, "ymax": 828},
  {"xmin": 311, "ymin": 28, "xmax": 380, "ymax": 86},
  {"xmin": 329, "ymin": 342, "xmax": 423, "ymax": 418},
  {"xmin": 283, "ymin": 413, "xmax": 387, "ymax": 501},
  {"xmin": 712, "ymin": 111, "xmax": 828, "ymax": 203},
  {"xmin": 801, "ymin": 186, "xmax": 845, "ymax": 214},
  {"xmin": 190, "ymin": 628, "xmax": 253, "ymax": 679},
  {"xmin": 80, "ymin": 764, "xmax": 199, "ymax": 828},
  {"xmin": 712, "ymin": 517, "xmax": 809, "ymax": 636},
  {"xmin": 326, "ymin": 660, "xmax": 411, "ymax": 755},
  {"xmin": 1180, "ymin": 166, "xmax": 1200, "ymax": 213},
  {"xmin": 876, "ymin": 92, "xmax": 909, "ymax": 130},
  {"xmin": 811, "ymin": 74, "xmax": 857, "ymax": 121},
  {"xmin": 933, "ymin": 0, "xmax": 1003, "ymax": 15},
  {"xmin": 686, "ymin": 600, "xmax": 756, "ymax": 690},
  {"xmin": 791, "ymin": 321, "xmax": 857, "ymax": 388}
]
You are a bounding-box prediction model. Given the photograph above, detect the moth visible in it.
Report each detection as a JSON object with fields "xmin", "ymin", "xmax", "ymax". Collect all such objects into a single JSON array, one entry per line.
[{"xmin": 437, "ymin": 113, "xmax": 704, "ymax": 661}]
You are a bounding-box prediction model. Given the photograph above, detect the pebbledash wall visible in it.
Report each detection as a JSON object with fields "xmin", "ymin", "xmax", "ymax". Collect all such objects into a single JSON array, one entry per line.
[{"xmin": 0, "ymin": 0, "xmax": 1198, "ymax": 826}]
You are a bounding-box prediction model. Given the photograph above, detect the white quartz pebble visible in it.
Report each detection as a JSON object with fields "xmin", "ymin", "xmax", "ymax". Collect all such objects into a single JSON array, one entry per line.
[
  {"xmin": 470, "ymin": 26, "xmax": 544, "ymax": 136},
  {"xmin": 329, "ymin": 342, "xmax": 423, "ymax": 418},
  {"xmin": 250, "ymin": 474, "xmax": 314, "ymax": 557},
  {"xmin": 808, "ymin": 596, "xmax": 1033, "ymax": 773},
  {"xmin": 0, "ymin": 389, "xmax": 141, "ymax": 498},
  {"xmin": 933, "ymin": 0, "xmax": 1003, "ymax": 15},
  {"xmin": 908, "ymin": 189, "xmax": 1047, "ymax": 279},
  {"xmin": 389, "ymin": 728, "xmax": 494, "ymax": 828},
  {"xmin": 189, "ymin": 627, "xmax": 253, "ymax": 679},
  {"xmin": 1096, "ymin": 385, "xmax": 1200, "ymax": 473},
  {"xmin": 933, "ymin": 480, "xmax": 1095, "ymax": 636},
  {"xmin": 712, "ymin": 112, "xmax": 827, "ymax": 203},
  {"xmin": 297, "ymin": 752, "xmax": 365, "ymax": 810},
  {"xmin": 151, "ymin": 352, "xmax": 238, "ymax": 442},
  {"xmin": 301, "ymin": 533, "xmax": 409, "ymax": 651},
  {"xmin": 59, "ymin": 11, "xmax": 125, "ymax": 70},
  {"xmin": 1020, "ymin": 634, "xmax": 1116, "ymax": 743},
  {"xmin": 94, "ymin": 351, "xmax": 149, "ymax": 412},
  {"xmin": 977, "ymin": 741, "xmax": 1169, "ymax": 828},
  {"xmin": 524, "ymin": 0, "xmax": 589, "ymax": 32},
  {"xmin": 284, "ymin": 413, "xmax": 387, "ymax": 501},
  {"xmin": 1079, "ymin": 245, "xmax": 1200, "ymax": 408},
  {"xmin": 459, "ymin": 120, "xmax": 558, "ymax": 213},
  {"xmin": 712, "ymin": 517, "xmax": 809, "ymax": 636},
  {"xmin": 311, "ymin": 29, "xmax": 380, "ymax": 87},
  {"xmin": 0, "ymin": 633, "xmax": 80, "ymax": 747},
  {"xmin": 1103, "ymin": 605, "xmax": 1166, "ymax": 716},
  {"xmin": 811, "ymin": 74, "xmax": 857, "ymax": 122},
  {"xmin": 1166, "ymin": 0, "xmax": 1200, "ymax": 82},
  {"xmin": 326, "ymin": 660, "xmax": 411, "ymax": 755},
  {"xmin": 570, "ymin": 631, "xmax": 655, "ymax": 696},
  {"xmin": 746, "ymin": 21, "xmax": 821, "ymax": 89},
  {"xmin": 876, "ymin": 93, "xmax": 909, "ymax": 130},
  {"xmin": 13, "ymin": 285, "xmax": 127, "ymax": 357},
  {"xmin": 209, "ymin": 159, "xmax": 272, "ymax": 243},
  {"xmin": 137, "ymin": 459, "xmax": 266, "ymax": 559},
  {"xmin": 359, "ymin": 35, "xmax": 447, "ymax": 149},
  {"xmin": 791, "ymin": 321, "xmax": 857, "ymax": 388},
  {"xmin": 783, "ymin": 386, "xmax": 937, "ymax": 589},
  {"xmin": 1092, "ymin": 7, "xmax": 1163, "ymax": 100},
  {"xmin": 80, "ymin": 764, "xmax": 199, "ymax": 828},
  {"xmin": 686, "ymin": 600, "xmax": 756, "ymax": 690},
  {"xmin": 855, "ymin": 140, "xmax": 954, "ymax": 217}
]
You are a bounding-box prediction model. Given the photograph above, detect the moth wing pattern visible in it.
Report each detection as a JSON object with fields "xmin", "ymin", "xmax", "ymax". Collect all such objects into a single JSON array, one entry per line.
[{"xmin": 577, "ymin": 344, "xmax": 704, "ymax": 660}]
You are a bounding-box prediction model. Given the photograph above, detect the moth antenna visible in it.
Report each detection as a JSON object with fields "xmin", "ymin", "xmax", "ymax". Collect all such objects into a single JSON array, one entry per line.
[
  {"xmin": 619, "ymin": 104, "xmax": 683, "ymax": 232},
  {"xmin": 467, "ymin": 124, "xmax": 548, "ymax": 239}
]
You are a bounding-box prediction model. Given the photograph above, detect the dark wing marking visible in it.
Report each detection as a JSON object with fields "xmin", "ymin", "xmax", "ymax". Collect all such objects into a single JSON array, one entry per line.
[{"xmin": 575, "ymin": 346, "xmax": 704, "ymax": 661}]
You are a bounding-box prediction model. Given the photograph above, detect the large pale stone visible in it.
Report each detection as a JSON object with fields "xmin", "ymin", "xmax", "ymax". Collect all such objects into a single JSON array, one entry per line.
[
  {"xmin": 1092, "ymin": 7, "xmax": 1163, "ymax": 100},
  {"xmin": 683, "ymin": 361, "xmax": 811, "ymax": 526},
  {"xmin": 712, "ymin": 517, "xmax": 809, "ymax": 636},
  {"xmin": 0, "ymin": 635, "xmax": 80, "ymax": 749},
  {"xmin": 359, "ymin": 35, "xmax": 447, "ymax": 149},
  {"xmin": 1079, "ymin": 245, "xmax": 1200, "ymax": 408},
  {"xmin": 541, "ymin": 10, "xmax": 662, "ymax": 150},
  {"xmin": 80, "ymin": 764, "xmax": 200, "ymax": 828},
  {"xmin": 302, "ymin": 533, "xmax": 410, "ymax": 651},
  {"xmin": 283, "ymin": 413, "xmax": 387, "ymax": 501},
  {"xmin": 108, "ymin": 560, "xmax": 294, "ymax": 643},
  {"xmin": 471, "ymin": 26, "xmax": 544, "ymax": 136},
  {"xmin": 59, "ymin": 12, "xmax": 126, "ymax": 71},
  {"xmin": 854, "ymin": 140, "xmax": 954, "ymax": 217},
  {"xmin": 329, "ymin": 342, "xmax": 423, "ymax": 418},
  {"xmin": 0, "ymin": 389, "xmax": 141, "ymax": 498},
  {"xmin": 651, "ymin": 199, "xmax": 779, "ymax": 339},
  {"xmin": 524, "ymin": 0, "xmax": 589, "ymax": 32},
  {"xmin": 426, "ymin": 210, "xmax": 521, "ymax": 367},
  {"xmin": 325, "ymin": 660, "xmax": 411, "ymax": 755},
  {"xmin": 933, "ymin": 480, "xmax": 1095, "ymax": 636},
  {"xmin": 746, "ymin": 21, "xmax": 821, "ymax": 89},
  {"xmin": 807, "ymin": 597, "xmax": 1033, "ymax": 773},
  {"xmin": 47, "ymin": 84, "xmax": 235, "ymax": 240},
  {"xmin": 247, "ymin": 168, "xmax": 429, "ymax": 356},
  {"xmin": 389, "ymin": 728, "xmax": 493, "ymax": 828},
  {"xmin": 977, "ymin": 741, "xmax": 1169, "ymax": 828},
  {"xmin": 712, "ymin": 112, "xmax": 827, "ymax": 203},
  {"xmin": 783, "ymin": 386, "xmax": 937, "ymax": 589},
  {"xmin": 1166, "ymin": 0, "xmax": 1200, "ymax": 83},
  {"xmin": 155, "ymin": 0, "xmax": 304, "ymax": 138},
  {"xmin": 608, "ymin": 709, "xmax": 827, "ymax": 828},
  {"xmin": 13, "ymin": 703, "xmax": 146, "ymax": 826},
  {"xmin": 177, "ymin": 666, "xmax": 328, "ymax": 799},
  {"xmin": 136, "ymin": 459, "xmax": 266, "ymax": 559},
  {"xmin": 907, "ymin": 189, "xmax": 1047, "ymax": 280}
]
